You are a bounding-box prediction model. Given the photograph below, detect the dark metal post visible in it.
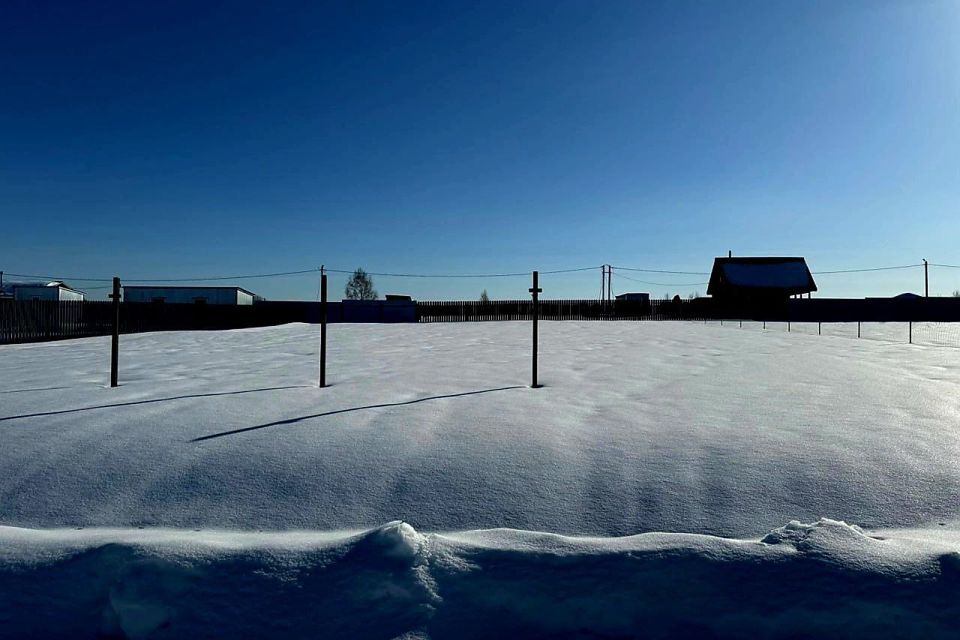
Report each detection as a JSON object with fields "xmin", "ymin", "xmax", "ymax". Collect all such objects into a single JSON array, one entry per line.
[
  {"xmin": 607, "ymin": 266, "xmax": 612, "ymax": 304},
  {"xmin": 109, "ymin": 277, "xmax": 120, "ymax": 387},
  {"xmin": 818, "ymin": 322, "xmax": 821, "ymax": 336},
  {"xmin": 909, "ymin": 321, "xmax": 913, "ymax": 344},
  {"xmin": 924, "ymin": 259, "xmax": 929, "ymax": 298},
  {"xmin": 858, "ymin": 321, "xmax": 861, "ymax": 338},
  {"xmin": 530, "ymin": 271, "xmax": 542, "ymax": 388},
  {"xmin": 320, "ymin": 270, "xmax": 327, "ymax": 388}
]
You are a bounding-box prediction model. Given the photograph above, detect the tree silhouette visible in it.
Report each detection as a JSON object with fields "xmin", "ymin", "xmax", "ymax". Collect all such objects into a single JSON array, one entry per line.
[
  {"xmin": 480, "ymin": 289, "xmax": 490, "ymax": 303},
  {"xmin": 344, "ymin": 268, "xmax": 378, "ymax": 300}
]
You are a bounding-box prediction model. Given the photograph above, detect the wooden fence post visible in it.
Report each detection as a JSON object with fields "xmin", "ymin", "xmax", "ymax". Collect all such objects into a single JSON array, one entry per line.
[
  {"xmin": 530, "ymin": 271, "xmax": 542, "ymax": 388},
  {"xmin": 109, "ymin": 277, "xmax": 120, "ymax": 387}
]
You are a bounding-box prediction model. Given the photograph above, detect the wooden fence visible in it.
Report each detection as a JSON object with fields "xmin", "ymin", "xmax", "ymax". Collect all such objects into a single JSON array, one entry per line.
[
  {"xmin": 6, "ymin": 296, "xmax": 960, "ymax": 345},
  {"xmin": 0, "ymin": 299, "xmax": 416, "ymax": 344},
  {"xmin": 0, "ymin": 300, "xmax": 314, "ymax": 344},
  {"xmin": 415, "ymin": 298, "xmax": 702, "ymax": 322}
]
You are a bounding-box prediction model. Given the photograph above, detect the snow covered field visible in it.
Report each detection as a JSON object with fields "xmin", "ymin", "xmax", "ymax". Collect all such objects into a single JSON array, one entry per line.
[{"xmin": 3, "ymin": 321, "xmax": 960, "ymax": 638}]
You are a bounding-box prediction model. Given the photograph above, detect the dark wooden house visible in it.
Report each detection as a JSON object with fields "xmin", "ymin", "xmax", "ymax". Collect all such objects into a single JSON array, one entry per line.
[{"xmin": 707, "ymin": 257, "xmax": 816, "ymax": 305}]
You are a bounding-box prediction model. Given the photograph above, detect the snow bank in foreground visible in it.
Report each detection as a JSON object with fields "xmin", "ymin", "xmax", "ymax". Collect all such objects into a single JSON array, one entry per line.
[{"xmin": 3, "ymin": 519, "xmax": 960, "ymax": 639}]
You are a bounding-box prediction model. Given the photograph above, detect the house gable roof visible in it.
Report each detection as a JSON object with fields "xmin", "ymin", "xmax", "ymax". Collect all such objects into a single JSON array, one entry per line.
[{"xmin": 707, "ymin": 257, "xmax": 817, "ymax": 296}]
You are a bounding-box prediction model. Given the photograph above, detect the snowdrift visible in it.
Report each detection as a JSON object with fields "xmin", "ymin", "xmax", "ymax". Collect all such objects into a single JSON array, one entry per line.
[{"xmin": 3, "ymin": 519, "xmax": 960, "ymax": 639}]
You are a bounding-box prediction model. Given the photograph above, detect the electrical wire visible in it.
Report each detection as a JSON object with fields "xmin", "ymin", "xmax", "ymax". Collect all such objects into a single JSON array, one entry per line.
[
  {"xmin": 611, "ymin": 266, "xmax": 710, "ymax": 275},
  {"xmin": 812, "ymin": 264, "xmax": 921, "ymax": 275},
  {"xmin": 325, "ymin": 266, "xmax": 601, "ymax": 278},
  {"xmin": 4, "ymin": 266, "xmax": 602, "ymax": 283},
  {"xmin": 1, "ymin": 269, "xmax": 320, "ymax": 283},
  {"xmin": 616, "ymin": 273, "xmax": 708, "ymax": 288},
  {"xmin": 1, "ymin": 261, "xmax": 935, "ymax": 286}
]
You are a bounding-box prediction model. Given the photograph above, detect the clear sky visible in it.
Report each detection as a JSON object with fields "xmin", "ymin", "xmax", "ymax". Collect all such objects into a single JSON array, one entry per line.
[{"xmin": 2, "ymin": 0, "xmax": 958, "ymax": 300}]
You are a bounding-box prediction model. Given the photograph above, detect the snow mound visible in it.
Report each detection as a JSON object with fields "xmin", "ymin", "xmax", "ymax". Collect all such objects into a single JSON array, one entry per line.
[{"xmin": 3, "ymin": 520, "xmax": 960, "ymax": 639}]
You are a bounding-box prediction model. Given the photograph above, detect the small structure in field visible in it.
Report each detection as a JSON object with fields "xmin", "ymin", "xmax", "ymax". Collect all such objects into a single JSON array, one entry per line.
[
  {"xmin": 615, "ymin": 292, "xmax": 650, "ymax": 303},
  {"xmin": 707, "ymin": 257, "xmax": 816, "ymax": 304},
  {"xmin": 122, "ymin": 286, "xmax": 259, "ymax": 305},
  {"xmin": 11, "ymin": 281, "xmax": 85, "ymax": 301}
]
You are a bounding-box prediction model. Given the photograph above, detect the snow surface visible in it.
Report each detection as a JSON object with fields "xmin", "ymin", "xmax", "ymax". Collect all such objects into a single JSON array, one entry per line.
[{"xmin": 3, "ymin": 321, "xmax": 960, "ymax": 637}]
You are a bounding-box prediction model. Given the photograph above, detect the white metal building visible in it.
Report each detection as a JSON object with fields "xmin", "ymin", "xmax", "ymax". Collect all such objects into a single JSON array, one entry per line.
[
  {"xmin": 122, "ymin": 286, "xmax": 258, "ymax": 305},
  {"xmin": 12, "ymin": 281, "xmax": 85, "ymax": 301}
]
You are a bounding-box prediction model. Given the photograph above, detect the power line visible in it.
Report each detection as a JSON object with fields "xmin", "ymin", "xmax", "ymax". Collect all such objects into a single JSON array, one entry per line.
[
  {"xmin": 812, "ymin": 264, "xmax": 922, "ymax": 275},
  {"xmin": 611, "ymin": 266, "xmax": 710, "ymax": 275},
  {"xmin": 325, "ymin": 266, "xmax": 600, "ymax": 278},
  {"xmin": 2, "ymin": 269, "xmax": 320, "ymax": 283},
  {"xmin": 2, "ymin": 261, "xmax": 934, "ymax": 286},
  {"xmin": 616, "ymin": 273, "xmax": 708, "ymax": 288},
  {"xmin": 4, "ymin": 272, "xmax": 115, "ymax": 283},
  {"xmin": 4, "ymin": 265, "xmax": 602, "ymax": 283}
]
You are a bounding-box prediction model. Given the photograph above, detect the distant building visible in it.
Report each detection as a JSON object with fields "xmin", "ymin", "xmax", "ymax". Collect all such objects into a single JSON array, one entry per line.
[
  {"xmin": 11, "ymin": 281, "xmax": 85, "ymax": 301},
  {"xmin": 122, "ymin": 286, "xmax": 258, "ymax": 305},
  {"xmin": 707, "ymin": 257, "xmax": 816, "ymax": 303},
  {"xmin": 615, "ymin": 292, "xmax": 650, "ymax": 302},
  {"xmin": 384, "ymin": 294, "xmax": 413, "ymax": 301}
]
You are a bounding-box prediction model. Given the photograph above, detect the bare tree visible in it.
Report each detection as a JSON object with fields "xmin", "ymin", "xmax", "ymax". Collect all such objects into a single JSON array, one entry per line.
[
  {"xmin": 953, "ymin": 290, "xmax": 960, "ymax": 298},
  {"xmin": 344, "ymin": 268, "xmax": 378, "ymax": 300}
]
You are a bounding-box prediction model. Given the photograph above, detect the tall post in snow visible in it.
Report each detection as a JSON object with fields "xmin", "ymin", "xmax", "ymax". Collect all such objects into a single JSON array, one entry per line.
[
  {"xmin": 530, "ymin": 271, "xmax": 542, "ymax": 388},
  {"xmin": 109, "ymin": 277, "xmax": 121, "ymax": 388},
  {"xmin": 924, "ymin": 259, "xmax": 929, "ymax": 298},
  {"xmin": 320, "ymin": 267, "xmax": 328, "ymax": 388}
]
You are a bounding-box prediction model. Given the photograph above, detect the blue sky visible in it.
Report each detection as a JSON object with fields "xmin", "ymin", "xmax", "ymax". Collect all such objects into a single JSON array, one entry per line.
[{"xmin": 2, "ymin": 0, "xmax": 958, "ymax": 300}]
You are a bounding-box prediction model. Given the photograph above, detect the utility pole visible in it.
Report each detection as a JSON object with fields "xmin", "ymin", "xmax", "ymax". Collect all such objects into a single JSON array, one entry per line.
[
  {"xmin": 924, "ymin": 259, "xmax": 929, "ymax": 298},
  {"xmin": 607, "ymin": 265, "xmax": 612, "ymax": 304}
]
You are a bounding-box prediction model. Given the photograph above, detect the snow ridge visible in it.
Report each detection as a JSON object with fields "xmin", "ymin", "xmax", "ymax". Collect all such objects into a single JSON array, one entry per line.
[{"xmin": 2, "ymin": 519, "xmax": 960, "ymax": 639}]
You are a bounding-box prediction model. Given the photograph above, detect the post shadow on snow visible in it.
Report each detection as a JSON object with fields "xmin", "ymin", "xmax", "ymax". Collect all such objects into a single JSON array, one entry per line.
[
  {"xmin": 0, "ymin": 386, "xmax": 313, "ymax": 423},
  {"xmin": 190, "ymin": 386, "xmax": 526, "ymax": 443},
  {"xmin": 0, "ymin": 386, "xmax": 72, "ymax": 394}
]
